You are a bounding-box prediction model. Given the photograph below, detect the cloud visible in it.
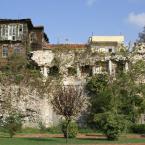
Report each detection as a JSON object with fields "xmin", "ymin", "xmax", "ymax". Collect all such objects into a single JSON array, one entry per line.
[
  {"xmin": 86, "ymin": 0, "xmax": 97, "ymax": 6},
  {"xmin": 127, "ymin": 12, "xmax": 145, "ymax": 27}
]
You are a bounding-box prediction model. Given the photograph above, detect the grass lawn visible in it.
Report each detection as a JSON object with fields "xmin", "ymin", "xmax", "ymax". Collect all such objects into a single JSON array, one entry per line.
[{"xmin": 0, "ymin": 137, "xmax": 145, "ymax": 145}]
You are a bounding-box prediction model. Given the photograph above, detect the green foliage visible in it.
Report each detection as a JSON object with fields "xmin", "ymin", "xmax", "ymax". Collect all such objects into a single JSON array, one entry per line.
[
  {"xmin": 86, "ymin": 74, "xmax": 109, "ymax": 94},
  {"xmin": 138, "ymin": 26, "xmax": 145, "ymax": 43},
  {"xmin": 94, "ymin": 112, "xmax": 128, "ymax": 140},
  {"xmin": 49, "ymin": 66, "xmax": 59, "ymax": 76},
  {"xmin": 61, "ymin": 121, "xmax": 78, "ymax": 138},
  {"xmin": 86, "ymin": 74, "xmax": 113, "ymax": 126},
  {"xmin": 68, "ymin": 67, "xmax": 77, "ymax": 76},
  {"xmin": 131, "ymin": 124, "xmax": 145, "ymax": 134},
  {"xmin": 2, "ymin": 114, "xmax": 22, "ymax": 138},
  {"xmin": 115, "ymin": 71, "xmax": 145, "ymax": 123},
  {"xmin": 38, "ymin": 122, "xmax": 47, "ymax": 132},
  {"xmin": 78, "ymin": 127, "xmax": 98, "ymax": 134},
  {"xmin": 47, "ymin": 125, "xmax": 61, "ymax": 134},
  {"xmin": 21, "ymin": 127, "xmax": 41, "ymax": 134}
]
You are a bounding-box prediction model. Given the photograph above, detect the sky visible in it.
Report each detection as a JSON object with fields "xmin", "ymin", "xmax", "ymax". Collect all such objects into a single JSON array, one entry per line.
[{"xmin": 0, "ymin": 0, "xmax": 145, "ymax": 44}]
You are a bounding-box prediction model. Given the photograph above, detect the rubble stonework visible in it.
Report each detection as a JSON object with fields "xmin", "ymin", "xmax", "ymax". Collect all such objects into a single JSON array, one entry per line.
[{"xmin": 1, "ymin": 19, "xmax": 145, "ymax": 127}]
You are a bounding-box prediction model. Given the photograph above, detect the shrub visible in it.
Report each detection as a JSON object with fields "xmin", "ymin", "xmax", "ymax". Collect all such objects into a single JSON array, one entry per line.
[
  {"xmin": 61, "ymin": 121, "xmax": 78, "ymax": 138},
  {"xmin": 21, "ymin": 127, "xmax": 40, "ymax": 133},
  {"xmin": 2, "ymin": 114, "xmax": 22, "ymax": 138},
  {"xmin": 94, "ymin": 112, "xmax": 128, "ymax": 140},
  {"xmin": 131, "ymin": 124, "xmax": 145, "ymax": 134},
  {"xmin": 38, "ymin": 122, "xmax": 47, "ymax": 132},
  {"xmin": 78, "ymin": 127, "xmax": 97, "ymax": 134},
  {"xmin": 47, "ymin": 125, "xmax": 61, "ymax": 134}
]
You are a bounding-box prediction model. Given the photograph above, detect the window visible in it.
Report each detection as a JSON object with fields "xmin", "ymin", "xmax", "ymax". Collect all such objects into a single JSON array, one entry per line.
[
  {"xmin": 81, "ymin": 65, "xmax": 92, "ymax": 76},
  {"xmin": 30, "ymin": 32, "xmax": 37, "ymax": 42},
  {"xmin": 8, "ymin": 25, "xmax": 16, "ymax": 40},
  {"xmin": 109, "ymin": 48, "xmax": 112, "ymax": 53},
  {"xmin": 14, "ymin": 48, "xmax": 21, "ymax": 54},
  {"xmin": 68, "ymin": 67, "xmax": 77, "ymax": 76},
  {"xmin": 0, "ymin": 25, "xmax": 8, "ymax": 40},
  {"xmin": 2, "ymin": 47, "xmax": 8, "ymax": 58},
  {"xmin": 49, "ymin": 66, "xmax": 59, "ymax": 76},
  {"xmin": 19, "ymin": 24, "xmax": 23, "ymax": 32}
]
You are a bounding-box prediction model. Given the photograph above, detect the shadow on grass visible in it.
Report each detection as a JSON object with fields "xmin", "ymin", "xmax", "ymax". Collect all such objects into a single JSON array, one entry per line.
[
  {"xmin": 22, "ymin": 138, "xmax": 56, "ymax": 142},
  {"xmin": 22, "ymin": 137, "xmax": 109, "ymax": 144},
  {"xmin": 0, "ymin": 136, "xmax": 10, "ymax": 138},
  {"xmin": 77, "ymin": 138, "xmax": 107, "ymax": 141}
]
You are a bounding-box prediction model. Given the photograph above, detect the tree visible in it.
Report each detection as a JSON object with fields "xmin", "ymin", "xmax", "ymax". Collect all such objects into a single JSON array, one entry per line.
[
  {"xmin": 2, "ymin": 113, "xmax": 22, "ymax": 138},
  {"xmin": 94, "ymin": 112, "xmax": 127, "ymax": 140},
  {"xmin": 86, "ymin": 74, "xmax": 113, "ymax": 127},
  {"xmin": 86, "ymin": 60, "xmax": 145, "ymax": 140},
  {"xmin": 86, "ymin": 73, "xmax": 129, "ymax": 140},
  {"xmin": 115, "ymin": 60, "xmax": 145, "ymax": 123},
  {"xmin": 51, "ymin": 85, "xmax": 86, "ymax": 143},
  {"xmin": 138, "ymin": 26, "xmax": 145, "ymax": 43}
]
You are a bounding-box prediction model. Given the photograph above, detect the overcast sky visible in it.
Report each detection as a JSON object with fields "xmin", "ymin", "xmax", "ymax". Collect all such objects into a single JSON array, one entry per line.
[{"xmin": 0, "ymin": 0, "xmax": 145, "ymax": 44}]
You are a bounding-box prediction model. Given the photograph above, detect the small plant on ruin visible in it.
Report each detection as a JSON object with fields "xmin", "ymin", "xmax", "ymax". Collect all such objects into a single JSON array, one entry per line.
[{"xmin": 51, "ymin": 85, "xmax": 86, "ymax": 143}]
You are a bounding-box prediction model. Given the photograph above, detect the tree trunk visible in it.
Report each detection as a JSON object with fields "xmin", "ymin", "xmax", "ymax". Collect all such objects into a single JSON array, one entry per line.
[{"xmin": 66, "ymin": 119, "xmax": 70, "ymax": 144}]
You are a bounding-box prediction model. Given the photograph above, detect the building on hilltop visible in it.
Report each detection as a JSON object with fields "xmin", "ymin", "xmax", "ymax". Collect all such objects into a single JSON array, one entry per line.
[
  {"xmin": 31, "ymin": 35, "xmax": 128, "ymax": 84},
  {"xmin": 2, "ymin": 18, "xmax": 143, "ymax": 127},
  {"xmin": 0, "ymin": 19, "xmax": 48, "ymax": 67}
]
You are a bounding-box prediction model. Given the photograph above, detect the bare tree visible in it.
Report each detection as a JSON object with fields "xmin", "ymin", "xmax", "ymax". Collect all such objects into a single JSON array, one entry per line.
[{"xmin": 51, "ymin": 85, "xmax": 86, "ymax": 142}]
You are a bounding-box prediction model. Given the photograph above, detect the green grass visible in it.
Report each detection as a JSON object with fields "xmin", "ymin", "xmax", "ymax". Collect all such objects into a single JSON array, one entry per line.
[
  {"xmin": 0, "ymin": 137, "xmax": 145, "ymax": 145},
  {"xmin": 78, "ymin": 128, "xmax": 101, "ymax": 134},
  {"xmin": 19, "ymin": 128, "xmax": 42, "ymax": 134}
]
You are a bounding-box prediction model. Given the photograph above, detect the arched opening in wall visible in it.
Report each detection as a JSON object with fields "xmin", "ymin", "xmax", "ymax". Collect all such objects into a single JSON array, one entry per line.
[
  {"xmin": 116, "ymin": 61, "xmax": 125, "ymax": 74},
  {"xmin": 95, "ymin": 62, "xmax": 108, "ymax": 74},
  {"xmin": 81, "ymin": 65, "xmax": 92, "ymax": 76},
  {"xmin": 67, "ymin": 67, "xmax": 77, "ymax": 76},
  {"xmin": 49, "ymin": 66, "xmax": 59, "ymax": 76}
]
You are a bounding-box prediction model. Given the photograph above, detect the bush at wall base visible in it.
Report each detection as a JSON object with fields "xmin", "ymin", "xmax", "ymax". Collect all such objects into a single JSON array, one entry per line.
[{"xmin": 61, "ymin": 121, "xmax": 78, "ymax": 138}]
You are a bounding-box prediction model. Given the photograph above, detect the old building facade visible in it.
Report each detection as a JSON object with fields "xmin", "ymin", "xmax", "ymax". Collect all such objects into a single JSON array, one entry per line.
[
  {"xmin": 0, "ymin": 19, "xmax": 47, "ymax": 67},
  {"xmin": 31, "ymin": 35, "xmax": 129, "ymax": 85}
]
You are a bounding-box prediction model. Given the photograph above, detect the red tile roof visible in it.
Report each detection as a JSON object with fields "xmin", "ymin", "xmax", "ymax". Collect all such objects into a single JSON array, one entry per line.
[{"xmin": 43, "ymin": 42, "xmax": 88, "ymax": 50}]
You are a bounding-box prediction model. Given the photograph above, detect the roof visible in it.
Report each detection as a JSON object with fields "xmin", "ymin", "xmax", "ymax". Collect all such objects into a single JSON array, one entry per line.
[
  {"xmin": 43, "ymin": 42, "xmax": 88, "ymax": 50},
  {"xmin": 33, "ymin": 26, "xmax": 44, "ymax": 30},
  {"xmin": 0, "ymin": 19, "xmax": 33, "ymax": 27},
  {"xmin": 0, "ymin": 19, "xmax": 44, "ymax": 30},
  {"xmin": 89, "ymin": 36, "xmax": 124, "ymax": 43}
]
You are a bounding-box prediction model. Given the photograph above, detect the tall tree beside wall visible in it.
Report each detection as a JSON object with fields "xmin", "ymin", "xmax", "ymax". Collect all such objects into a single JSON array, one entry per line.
[
  {"xmin": 86, "ymin": 60, "xmax": 145, "ymax": 140},
  {"xmin": 137, "ymin": 26, "xmax": 145, "ymax": 43}
]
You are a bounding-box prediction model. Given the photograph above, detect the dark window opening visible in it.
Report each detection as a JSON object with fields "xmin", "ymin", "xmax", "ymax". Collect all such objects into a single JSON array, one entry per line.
[
  {"xmin": 109, "ymin": 48, "xmax": 112, "ymax": 53},
  {"xmin": 12, "ymin": 36, "xmax": 15, "ymax": 41},
  {"xmin": 68, "ymin": 67, "xmax": 77, "ymax": 76},
  {"xmin": 81, "ymin": 65, "xmax": 92, "ymax": 76},
  {"xmin": 116, "ymin": 61, "xmax": 124, "ymax": 73},
  {"xmin": 49, "ymin": 66, "xmax": 59, "ymax": 76}
]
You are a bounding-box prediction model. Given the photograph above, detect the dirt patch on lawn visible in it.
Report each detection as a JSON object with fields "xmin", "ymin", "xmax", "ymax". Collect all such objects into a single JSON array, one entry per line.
[
  {"xmin": 15, "ymin": 133, "xmax": 145, "ymax": 145},
  {"xmin": 16, "ymin": 133, "xmax": 145, "ymax": 139},
  {"xmin": 16, "ymin": 133, "xmax": 106, "ymax": 139}
]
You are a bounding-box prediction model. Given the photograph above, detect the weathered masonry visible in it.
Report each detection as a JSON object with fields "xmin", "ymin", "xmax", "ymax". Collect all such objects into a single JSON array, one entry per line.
[
  {"xmin": 1, "ymin": 18, "xmax": 145, "ymax": 126},
  {"xmin": 31, "ymin": 35, "xmax": 129, "ymax": 86}
]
